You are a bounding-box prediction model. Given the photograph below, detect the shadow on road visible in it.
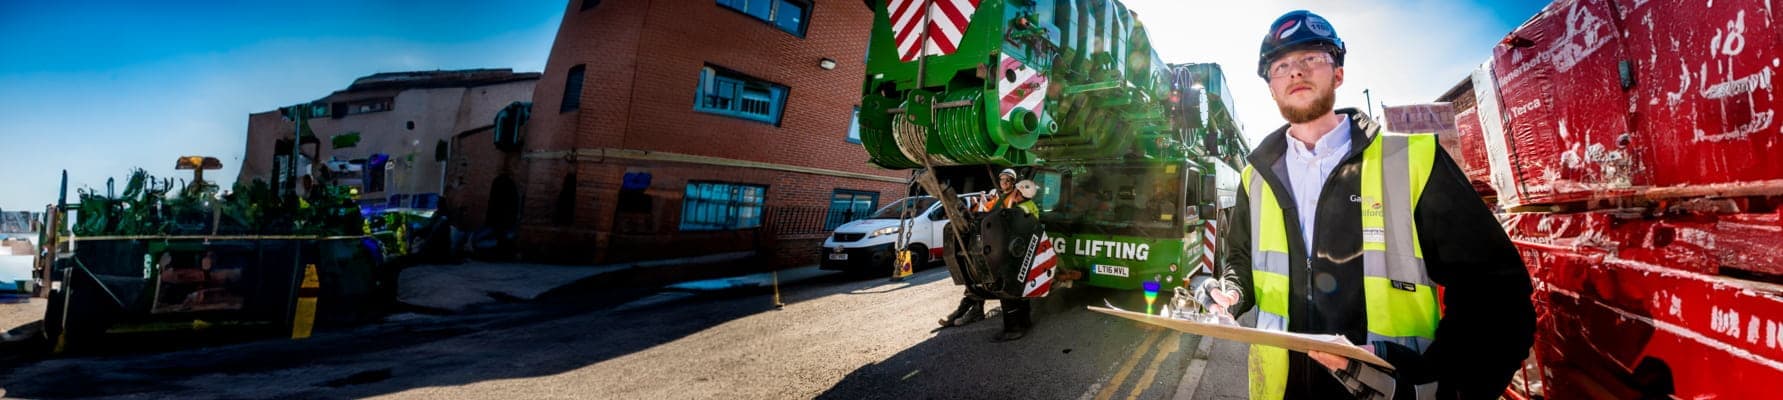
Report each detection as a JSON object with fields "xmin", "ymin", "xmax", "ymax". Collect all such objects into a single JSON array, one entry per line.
[
  {"xmin": 815, "ymin": 283, "xmax": 1190, "ymax": 400},
  {"xmin": 0, "ymin": 264, "xmax": 959, "ymax": 399}
]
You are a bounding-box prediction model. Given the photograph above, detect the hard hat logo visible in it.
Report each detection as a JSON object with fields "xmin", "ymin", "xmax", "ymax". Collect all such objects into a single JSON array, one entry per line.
[
  {"xmin": 1306, "ymin": 16, "xmax": 1333, "ymax": 37},
  {"xmin": 1257, "ymin": 10, "xmax": 1347, "ymax": 79},
  {"xmin": 1275, "ymin": 20, "xmax": 1301, "ymax": 39}
]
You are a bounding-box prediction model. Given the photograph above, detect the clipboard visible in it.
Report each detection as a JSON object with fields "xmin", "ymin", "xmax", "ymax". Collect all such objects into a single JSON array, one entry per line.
[{"xmin": 1089, "ymin": 306, "xmax": 1394, "ymax": 370}]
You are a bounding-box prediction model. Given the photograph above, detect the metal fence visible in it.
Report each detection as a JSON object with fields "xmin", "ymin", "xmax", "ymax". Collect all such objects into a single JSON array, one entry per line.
[{"xmin": 764, "ymin": 205, "xmax": 867, "ymax": 238}]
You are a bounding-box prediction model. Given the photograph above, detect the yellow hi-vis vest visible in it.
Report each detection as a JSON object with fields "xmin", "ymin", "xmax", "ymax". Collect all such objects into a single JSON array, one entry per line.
[{"xmin": 1241, "ymin": 132, "xmax": 1442, "ymax": 400}]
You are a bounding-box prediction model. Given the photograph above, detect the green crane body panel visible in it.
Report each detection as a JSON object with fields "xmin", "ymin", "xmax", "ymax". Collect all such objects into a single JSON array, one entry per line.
[
  {"xmin": 858, "ymin": 0, "xmax": 1252, "ymax": 292},
  {"xmin": 859, "ymin": 0, "xmax": 1247, "ymax": 169}
]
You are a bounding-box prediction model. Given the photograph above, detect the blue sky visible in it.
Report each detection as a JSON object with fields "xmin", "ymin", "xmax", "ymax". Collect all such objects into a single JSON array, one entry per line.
[
  {"xmin": 1119, "ymin": 0, "xmax": 1554, "ymax": 147},
  {"xmin": 0, "ymin": 1, "xmax": 565, "ymax": 210},
  {"xmin": 0, "ymin": 0, "xmax": 1553, "ymax": 211}
]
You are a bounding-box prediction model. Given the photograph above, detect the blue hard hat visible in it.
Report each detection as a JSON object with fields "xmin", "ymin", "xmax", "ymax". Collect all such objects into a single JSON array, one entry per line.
[{"xmin": 1257, "ymin": 10, "xmax": 1346, "ymax": 79}]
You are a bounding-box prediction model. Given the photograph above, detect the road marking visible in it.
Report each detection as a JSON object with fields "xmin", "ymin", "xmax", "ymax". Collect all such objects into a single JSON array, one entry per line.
[
  {"xmin": 1126, "ymin": 332, "xmax": 1183, "ymax": 400},
  {"xmin": 292, "ymin": 263, "xmax": 319, "ymax": 339},
  {"xmin": 1096, "ymin": 327, "xmax": 1165, "ymax": 400},
  {"xmin": 1170, "ymin": 336, "xmax": 1215, "ymax": 400}
]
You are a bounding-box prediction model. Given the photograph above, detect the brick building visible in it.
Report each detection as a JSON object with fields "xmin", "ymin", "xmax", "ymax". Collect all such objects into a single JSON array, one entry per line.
[
  {"xmin": 505, "ymin": 0, "xmax": 904, "ymax": 266},
  {"xmin": 238, "ymin": 69, "xmax": 539, "ymax": 212}
]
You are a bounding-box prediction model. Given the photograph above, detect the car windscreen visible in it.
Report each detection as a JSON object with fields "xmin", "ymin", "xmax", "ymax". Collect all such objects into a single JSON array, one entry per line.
[{"xmin": 868, "ymin": 197, "xmax": 938, "ymax": 219}]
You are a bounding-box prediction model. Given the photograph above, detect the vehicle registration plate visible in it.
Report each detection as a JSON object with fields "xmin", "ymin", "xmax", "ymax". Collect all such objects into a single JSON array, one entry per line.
[
  {"xmin": 828, "ymin": 253, "xmax": 849, "ymax": 261},
  {"xmin": 1094, "ymin": 264, "xmax": 1129, "ymax": 277}
]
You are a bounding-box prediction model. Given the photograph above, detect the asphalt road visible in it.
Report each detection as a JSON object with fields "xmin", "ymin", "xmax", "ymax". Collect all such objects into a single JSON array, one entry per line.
[{"xmin": 0, "ymin": 266, "xmax": 1208, "ymax": 399}]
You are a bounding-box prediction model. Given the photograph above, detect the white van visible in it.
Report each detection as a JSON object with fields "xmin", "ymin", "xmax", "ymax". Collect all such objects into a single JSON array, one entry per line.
[{"xmin": 819, "ymin": 194, "xmax": 985, "ymax": 275}]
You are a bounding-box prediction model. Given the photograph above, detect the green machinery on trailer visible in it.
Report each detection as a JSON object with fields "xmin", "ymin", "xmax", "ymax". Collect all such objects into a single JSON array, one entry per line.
[
  {"xmin": 855, "ymin": 0, "xmax": 1249, "ymax": 291},
  {"xmin": 39, "ymin": 150, "xmax": 392, "ymax": 352}
]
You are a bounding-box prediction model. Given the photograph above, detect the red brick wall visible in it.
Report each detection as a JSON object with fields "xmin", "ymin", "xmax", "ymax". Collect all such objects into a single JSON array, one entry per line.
[
  {"xmin": 518, "ymin": 1, "xmax": 908, "ymax": 266},
  {"xmin": 526, "ymin": 1, "xmax": 649, "ymax": 154},
  {"xmin": 516, "ymin": 157, "xmax": 905, "ymax": 264},
  {"xmin": 444, "ymin": 128, "xmax": 525, "ymax": 232}
]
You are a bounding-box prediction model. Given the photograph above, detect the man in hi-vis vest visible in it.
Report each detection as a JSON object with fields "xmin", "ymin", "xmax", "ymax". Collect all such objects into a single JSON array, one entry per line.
[{"xmin": 1204, "ymin": 10, "xmax": 1535, "ymax": 400}]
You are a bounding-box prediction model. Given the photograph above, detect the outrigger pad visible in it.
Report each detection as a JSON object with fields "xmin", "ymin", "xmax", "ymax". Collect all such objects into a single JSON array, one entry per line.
[
  {"xmin": 956, "ymin": 208, "xmax": 1045, "ymax": 300},
  {"xmin": 941, "ymin": 217, "xmax": 978, "ymax": 286}
]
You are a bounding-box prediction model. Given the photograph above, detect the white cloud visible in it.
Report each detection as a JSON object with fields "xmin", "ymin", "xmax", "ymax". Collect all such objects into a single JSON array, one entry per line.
[{"xmin": 1120, "ymin": 0, "xmax": 1508, "ymax": 147}]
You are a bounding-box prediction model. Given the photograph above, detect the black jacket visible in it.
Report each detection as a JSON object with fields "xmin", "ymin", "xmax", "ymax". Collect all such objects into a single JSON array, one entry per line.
[{"xmin": 1218, "ymin": 109, "xmax": 1535, "ymax": 400}]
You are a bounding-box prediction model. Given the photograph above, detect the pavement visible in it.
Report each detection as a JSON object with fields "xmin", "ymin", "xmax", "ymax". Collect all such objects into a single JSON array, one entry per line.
[
  {"xmin": 370, "ymin": 266, "xmax": 1203, "ymax": 400},
  {"xmin": 0, "ymin": 264, "xmax": 1213, "ymax": 399},
  {"xmin": 615, "ymin": 265, "xmax": 838, "ymax": 311},
  {"xmin": 1184, "ymin": 329, "xmax": 1250, "ymax": 400},
  {"xmin": 665, "ymin": 265, "xmax": 837, "ymax": 293},
  {"xmin": 397, "ymin": 251, "xmax": 757, "ymax": 313},
  {"xmin": 1180, "ymin": 313, "xmax": 1256, "ymax": 400}
]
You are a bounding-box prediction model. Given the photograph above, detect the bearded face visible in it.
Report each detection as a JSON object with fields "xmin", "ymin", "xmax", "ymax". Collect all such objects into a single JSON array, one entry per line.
[
  {"xmin": 1275, "ymin": 79, "xmax": 1336, "ymax": 123},
  {"xmin": 1266, "ymin": 50, "xmax": 1344, "ymax": 124}
]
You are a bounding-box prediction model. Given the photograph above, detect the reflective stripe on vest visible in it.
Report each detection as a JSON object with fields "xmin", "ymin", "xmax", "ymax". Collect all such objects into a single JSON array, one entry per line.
[{"xmin": 1243, "ymin": 132, "xmax": 1440, "ymax": 400}]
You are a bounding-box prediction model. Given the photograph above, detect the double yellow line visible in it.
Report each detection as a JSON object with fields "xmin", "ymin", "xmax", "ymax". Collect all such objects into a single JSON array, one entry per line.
[{"xmin": 1095, "ymin": 327, "xmax": 1185, "ymax": 400}]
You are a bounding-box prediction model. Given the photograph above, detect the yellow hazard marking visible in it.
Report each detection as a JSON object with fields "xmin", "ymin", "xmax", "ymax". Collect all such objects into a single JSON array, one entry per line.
[
  {"xmin": 292, "ymin": 264, "xmax": 319, "ymax": 339},
  {"xmin": 1126, "ymin": 332, "xmax": 1183, "ymax": 400},
  {"xmin": 894, "ymin": 250, "xmax": 914, "ymax": 278},
  {"xmin": 292, "ymin": 298, "xmax": 318, "ymax": 339},
  {"xmin": 1096, "ymin": 327, "xmax": 1164, "ymax": 400},
  {"xmin": 301, "ymin": 263, "xmax": 321, "ymax": 289}
]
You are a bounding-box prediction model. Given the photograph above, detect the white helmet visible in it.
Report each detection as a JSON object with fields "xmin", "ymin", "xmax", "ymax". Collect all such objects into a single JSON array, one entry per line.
[
  {"xmin": 999, "ymin": 168, "xmax": 1019, "ymax": 179},
  {"xmin": 1015, "ymin": 180, "xmax": 1039, "ymax": 199}
]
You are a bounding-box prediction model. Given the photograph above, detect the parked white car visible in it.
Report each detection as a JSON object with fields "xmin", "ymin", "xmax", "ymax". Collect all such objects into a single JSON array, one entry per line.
[{"xmin": 819, "ymin": 194, "xmax": 984, "ymax": 275}]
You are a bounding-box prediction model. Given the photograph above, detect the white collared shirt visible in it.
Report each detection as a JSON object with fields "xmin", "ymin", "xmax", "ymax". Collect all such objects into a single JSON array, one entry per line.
[{"xmin": 1283, "ymin": 118, "xmax": 1352, "ymax": 253}]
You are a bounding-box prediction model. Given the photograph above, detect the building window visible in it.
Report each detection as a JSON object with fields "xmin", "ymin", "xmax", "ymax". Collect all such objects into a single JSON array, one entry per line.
[
  {"xmin": 680, "ymin": 182, "xmax": 766, "ymax": 231},
  {"xmin": 561, "ymin": 64, "xmax": 586, "ymax": 113},
  {"xmin": 846, "ymin": 106, "xmax": 861, "ymax": 144},
  {"xmin": 826, "ymin": 190, "xmax": 878, "ymax": 230},
  {"xmin": 695, "ymin": 65, "xmax": 787, "ymax": 124},
  {"xmin": 581, "ymin": 0, "xmax": 601, "ymax": 11},
  {"xmin": 717, "ymin": 0, "xmax": 809, "ymax": 36},
  {"xmin": 333, "ymin": 98, "xmax": 393, "ymax": 117}
]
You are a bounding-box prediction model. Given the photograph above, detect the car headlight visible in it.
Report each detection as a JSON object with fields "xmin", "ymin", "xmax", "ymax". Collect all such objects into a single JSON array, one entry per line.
[{"xmin": 869, "ymin": 226, "xmax": 901, "ymax": 237}]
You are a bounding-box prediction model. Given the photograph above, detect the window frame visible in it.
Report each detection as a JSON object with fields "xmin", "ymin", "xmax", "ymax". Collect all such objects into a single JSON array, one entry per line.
[
  {"xmin": 694, "ymin": 65, "xmax": 789, "ymax": 125},
  {"xmin": 333, "ymin": 98, "xmax": 393, "ymax": 118},
  {"xmin": 561, "ymin": 64, "xmax": 586, "ymax": 113},
  {"xmin": 679, "ymin": 181, "xmax": 768, "ymax": 232},
  {"xmin": 846, "ymin": 106, "xmax": 862, "ymax": 144},
  {"xmin": 716, "ymin": 0, "xmax": 810, "ymax": 37}
]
